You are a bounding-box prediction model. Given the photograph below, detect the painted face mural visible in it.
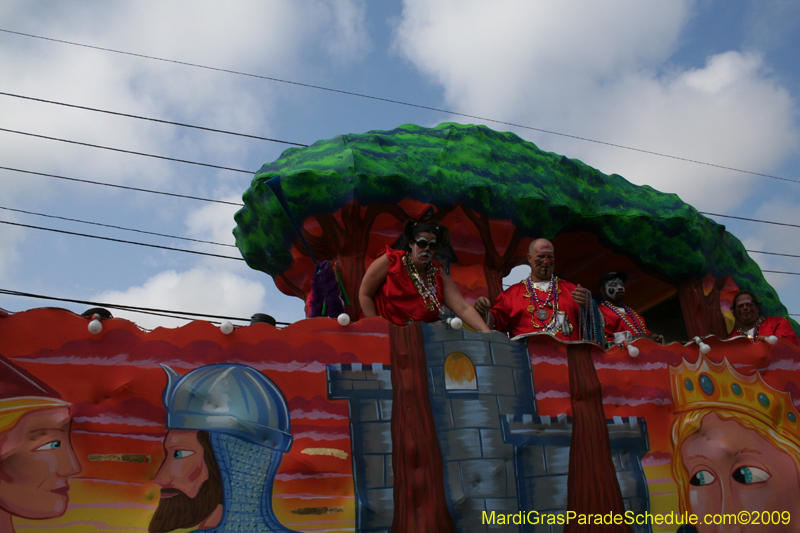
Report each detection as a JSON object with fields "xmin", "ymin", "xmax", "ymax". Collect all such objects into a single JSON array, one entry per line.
[
  {"xmin": 680, "ymin": 413, "xmax": 800, "ymax": 532},
  {"xmin": 0, "ymin": 406, "xmax": 81, "ymax": 521},
  {"xmin": 149, "ymin": 430, "xmax": 223, "ymax": 533},
  {"xmin": 604, "ymin": 278, "xmax": 625, "ymax": 303}
]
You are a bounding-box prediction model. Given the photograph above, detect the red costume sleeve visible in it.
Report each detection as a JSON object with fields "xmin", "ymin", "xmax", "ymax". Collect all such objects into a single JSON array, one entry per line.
[{"xmin": 761, "ymin": 316, "xmax": 800, "ymax": 346}]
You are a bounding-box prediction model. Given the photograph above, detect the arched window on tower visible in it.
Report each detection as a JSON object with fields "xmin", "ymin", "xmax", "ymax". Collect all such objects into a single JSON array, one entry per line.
[{"xmin": 444, "ymin": 352, "xmax": 477, "ymax": 391}]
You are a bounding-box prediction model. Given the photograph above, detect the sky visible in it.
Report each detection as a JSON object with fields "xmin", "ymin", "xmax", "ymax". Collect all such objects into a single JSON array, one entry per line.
[{"xmin": 0, "ymin": 0, "xmax": 799, "ymax": 330}]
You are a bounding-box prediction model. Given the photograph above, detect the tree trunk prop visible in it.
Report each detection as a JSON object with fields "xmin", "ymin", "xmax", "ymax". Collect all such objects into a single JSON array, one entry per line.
[
  {"xmin": 565, "ymin": 343, "xmax": 632, "ymax": 533},
  {"xmin": 389, "ymin": 322, "xmax": 457, "ymax": 533},
  {"xmin": 460, "ymin": 206, "xmax": 528, "ymax": 303},
  {"xmin": 677, "ymin": 276, "xmax": 728, "ymax": 338}
]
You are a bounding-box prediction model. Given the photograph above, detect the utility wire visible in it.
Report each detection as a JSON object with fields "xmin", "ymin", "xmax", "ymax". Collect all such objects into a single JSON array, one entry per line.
[
  {"xmin": 1, "ymin": 27, "xmax": 797, "ymax": 186},
  {"xmin": 0, "ymin": 205, "xmax": 237, "ymax": 248},
  {"xmin": 3, "ymin": 164, "xmax": 800, "ymax": 233},
  {"xmin": 6, "ymin": 216, "xmax": 800, "ymax": 275},
  {"xmin": 0, "ymin": 127, "xmax": 254, "ymax": 174},
  {"xmin": 0, "ymin": 166, "xmax": 243, "ymax": 206},
  {"xmin": 0, "ymin": 288, "xmax": 291, "ymax": 325},
  {"xmin": 0, "ymin": 91, "xmax": 308, "ymax": 148},
  {"xmin": 0, "ymin": 219, "xmax": 244, "ymax": 261}
]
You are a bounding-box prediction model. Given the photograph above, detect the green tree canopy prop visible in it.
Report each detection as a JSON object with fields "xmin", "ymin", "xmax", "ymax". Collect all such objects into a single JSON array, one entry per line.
[{"xmin": 234, "ymin": 122, "xmax": 792, "ymax": 331}]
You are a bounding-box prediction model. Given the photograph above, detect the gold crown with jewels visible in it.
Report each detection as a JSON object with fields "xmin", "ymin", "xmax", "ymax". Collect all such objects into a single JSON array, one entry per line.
[{"xmin": 670, "ymin": 353, "xmax": 800, "ymax": 447}]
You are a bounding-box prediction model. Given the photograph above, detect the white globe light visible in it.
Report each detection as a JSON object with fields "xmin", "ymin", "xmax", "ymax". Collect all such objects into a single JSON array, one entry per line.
[
  {"xmin": 220, "ymin": 320, "xmax": 234, "ymax": 334},
  {"xmin": 626, "ymin": 345, "xmax": 639, "ymax": 358},
  {"xmin": 766, "ymin": 335, "xmax": 779, "ymax": 345},
  {"xmin": 88, "ymin": 319, "xmax": 103, "ymax": 335},
  {"xmin": 449, "ymin": 317, "xmax": 463, "ymax": 330},
  {"xmin": 699, "ymin": 342, "xmax": 711, "ymax": 354},
  {"xmin": 337, "ymin": 313, "xmax": 350, "ymax": 326}
]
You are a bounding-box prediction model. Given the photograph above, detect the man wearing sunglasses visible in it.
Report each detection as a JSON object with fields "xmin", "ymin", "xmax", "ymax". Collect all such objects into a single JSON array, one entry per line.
[
  {"xmin": 359, "ymin": 220, "xmax": 490, "ymax": 331},
  {"xmin": 475, "ymin": 238, "xmax": 589, "ymax": 340}
]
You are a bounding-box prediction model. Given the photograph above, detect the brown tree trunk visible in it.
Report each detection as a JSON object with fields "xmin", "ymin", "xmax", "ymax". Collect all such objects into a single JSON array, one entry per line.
[
  {"xmin": 565, "ymin": 344, "xmax": 631, "ymax": 533},
  {"xmin": 485, "ymin": 268, "xmax": 504, "ymax": 304},
  {"xmin": 389, "ymin": 322, "xmax": 457, "ymax": 533},
  {"xmin": 677, "ymin": 276, "xmax": 729, "ymax": 338},
  {"xmin": 460, "ymin": 205, "xmax": 527, "ymax": 303}
]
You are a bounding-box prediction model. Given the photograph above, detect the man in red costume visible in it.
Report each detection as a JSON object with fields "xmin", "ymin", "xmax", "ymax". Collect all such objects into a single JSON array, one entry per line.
[
  {"xmin": 596, "ymin": 271, "xmax": 662, "ymax": 345},
  {"xmin": 475, "ymin": 238, "xmax": 589, "ymax": 340},
  {"xmin": 728, "ymin": 290, "xmax": 800, "ymax": 345}
]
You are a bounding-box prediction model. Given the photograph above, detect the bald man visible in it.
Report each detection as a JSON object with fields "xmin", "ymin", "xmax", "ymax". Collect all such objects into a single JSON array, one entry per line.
[{"xmin": 476, "ymin": 238, "xmax": 589, "ymax": 340}]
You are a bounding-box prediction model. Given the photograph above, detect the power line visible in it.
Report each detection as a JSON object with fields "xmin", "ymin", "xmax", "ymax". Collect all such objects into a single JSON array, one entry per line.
[
  {"xmin": 0, "ymin": 91, "xmax": 308, "ymax": 148},
  {"xmin": 7, "ymin": 214, "xmax": 800, "ymax": 275},
  {"xmin": 1, "ymin": 27, "xmax": 797, "ymax": 186},
  {"xmin": 0, "ymin": 166, "xmax": 243, "ymax": 206},
  {"xmin": 4, "ymin": 165, "xmax": 800, "ymax": 236},
  {"xmin": 702, "ymin": 212, "xmax": 800, "ymax": 230},
  {"xmin": 0, "ymin": 288, "xmax": 291, "ymax": 325},
  {"xmin": 0, "ymin": 205, "xmax": 237, "ymax": 248},
  {"xmin": 0, "ymin": 127, "xmax": 253, "ymax": 174},
  {"xmin": 0, "ymin": 219, "xmax": 244, "ymax": 261}
]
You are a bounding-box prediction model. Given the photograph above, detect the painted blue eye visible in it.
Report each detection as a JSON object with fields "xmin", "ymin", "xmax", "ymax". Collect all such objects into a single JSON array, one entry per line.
[
  {"xmin": 173, "ymin": 450, "xmax": 196, "ymax": 459},
  {"xmin": 733, "ymin": 466, "xmax": 770, "ymax": 484},
  {"xmin": 689, "ymin": 470, "xmax": 715, "ymax": 486},
  {"xmin": 35, "ymin": 440, "xmax": 61, "ymax": 451}
]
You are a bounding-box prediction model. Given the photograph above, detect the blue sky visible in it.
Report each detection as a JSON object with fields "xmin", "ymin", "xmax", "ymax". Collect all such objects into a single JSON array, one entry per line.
[{"xmin": 0, "ymin": 0, "xmax": 798, "ymax": 329}]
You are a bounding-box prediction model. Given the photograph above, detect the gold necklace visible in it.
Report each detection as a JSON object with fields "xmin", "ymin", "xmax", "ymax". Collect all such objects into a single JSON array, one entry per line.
[{"xmin": 403, "ymin": 253, "xmax": 443, "ymax": 313}]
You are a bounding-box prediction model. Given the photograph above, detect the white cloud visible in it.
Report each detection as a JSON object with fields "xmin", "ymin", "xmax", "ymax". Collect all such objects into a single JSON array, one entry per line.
[
  {"xmin": 184, "ymin": 195, "xmax": 241, "ymax": 248},
  {"xmin": 93, "ymin": 266, "xmax": 306, "ymax": 330},
  {"xmin": 392, "ymin": 0, "xmax": 799, "ymax": 210}
]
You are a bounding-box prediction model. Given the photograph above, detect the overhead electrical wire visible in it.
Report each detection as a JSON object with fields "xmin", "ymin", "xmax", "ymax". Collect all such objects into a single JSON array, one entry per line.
[
  {"xmin": 0, "ymin": 220, "xmax": 244, "ymax": 261},
  {"xmin": 0, "ymin": 205, "xmax": 237, "ymax": 248},
  {"xmin": 0, "ymin": 288, "xmax": 291, "ymax": 326},
  {"xmin": 0, "ymin": 91, "xmax": 308, "ymax": 147},
  {"xmin": 0, "ymin": 27, "xmax": 797, "ymax": 186},
  {"xmin": 0, "ymin": 166, "xmax": 243, "ymax": 206},
  {"xmin": 0, "ymin": 127, "xmax": 254, "ymax": 174}
]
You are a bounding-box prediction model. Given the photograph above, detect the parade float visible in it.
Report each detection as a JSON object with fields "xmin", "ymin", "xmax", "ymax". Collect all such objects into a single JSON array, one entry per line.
[{"xmin": 1, "ymin": 123, "xmax": 798, "ymax": 533}]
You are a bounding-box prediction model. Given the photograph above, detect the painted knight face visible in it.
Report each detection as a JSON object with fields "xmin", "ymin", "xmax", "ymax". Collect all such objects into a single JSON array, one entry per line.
[
  {"xmin": 604, "ymin": 278, "xmax": 625, "ymax": 304},
  {"xmin": 0, "ymin": 407, "xmax": 81, "ymax": 520},
  {"xmin": 149, "ymin": 430, "xmax": 222, "ymax": 533},
  {"xmin": 411, "ymin": 231, "xmax": 437, "ymax": 266},
  {"xmin": 527, "ymin": 240, "xmax": 555, "ymax": 282}
]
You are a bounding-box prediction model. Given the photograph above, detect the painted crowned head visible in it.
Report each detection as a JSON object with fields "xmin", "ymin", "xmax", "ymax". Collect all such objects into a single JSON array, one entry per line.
[{"xmin": 669, "ymin": 355, "xmax": 800, "ymax": 532}]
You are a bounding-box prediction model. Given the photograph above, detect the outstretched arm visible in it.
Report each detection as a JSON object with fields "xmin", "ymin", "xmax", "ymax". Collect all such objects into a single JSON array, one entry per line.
[
  {"xmin": 359, "ymin": 255, "xmax": 390, "ymax": 318},
  {"xmin": 441, "ymin": 270, "xmax": 490, "ymax": 332}
]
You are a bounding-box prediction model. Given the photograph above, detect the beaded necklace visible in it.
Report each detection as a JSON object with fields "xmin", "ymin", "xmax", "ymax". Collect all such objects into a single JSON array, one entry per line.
[
  {"xmin": 736, "ymin": 317, "xmax": 765, "ymax": 340},
  {"xmin": 523, "ymin": 275, "xmax": 559, "ymax": 331},
  {"xmin": 601, "ymin": 301, "xmax": 646, "ymax": 336},
  {"xmin": 403, "ymin": 253, "xmax": 443, "ymax": 314}
]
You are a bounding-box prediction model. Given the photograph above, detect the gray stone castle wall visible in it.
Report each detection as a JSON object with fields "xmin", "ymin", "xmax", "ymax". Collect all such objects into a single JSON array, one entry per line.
[{"xmin": 327, "ymin": 322, "xmax": 652, "ymax": 533}]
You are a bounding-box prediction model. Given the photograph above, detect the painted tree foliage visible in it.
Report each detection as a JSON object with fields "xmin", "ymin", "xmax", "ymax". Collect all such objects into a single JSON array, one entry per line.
[{"xmin": 234, "ymin": 122, "xmax": 792, "ymax": 328}]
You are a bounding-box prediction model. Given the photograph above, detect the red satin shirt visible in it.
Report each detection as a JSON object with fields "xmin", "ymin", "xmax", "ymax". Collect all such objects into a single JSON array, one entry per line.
[
  {"xmin": 491, "ymin": 277, "xmax": 582, "ymax": 340},
  {"xmin": 374, "ymin": 247, "xmax": 444, "ymax": 326}
]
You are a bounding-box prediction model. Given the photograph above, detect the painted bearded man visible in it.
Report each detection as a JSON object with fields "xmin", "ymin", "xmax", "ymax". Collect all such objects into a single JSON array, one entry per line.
[
  {"xmin": 597, "ymin": 271, "xmax": 662, "ymax": 345},
  {"xmin": 476, "ymin": 238, "xmax": 590, "ymax": 340},
  {"xmin": 728, "ymin": 290, "xmax": 800, "ymax": 346},
  {"xmin": 149, "ymin": 364, "xmax": 294, "ymax": 533}
]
